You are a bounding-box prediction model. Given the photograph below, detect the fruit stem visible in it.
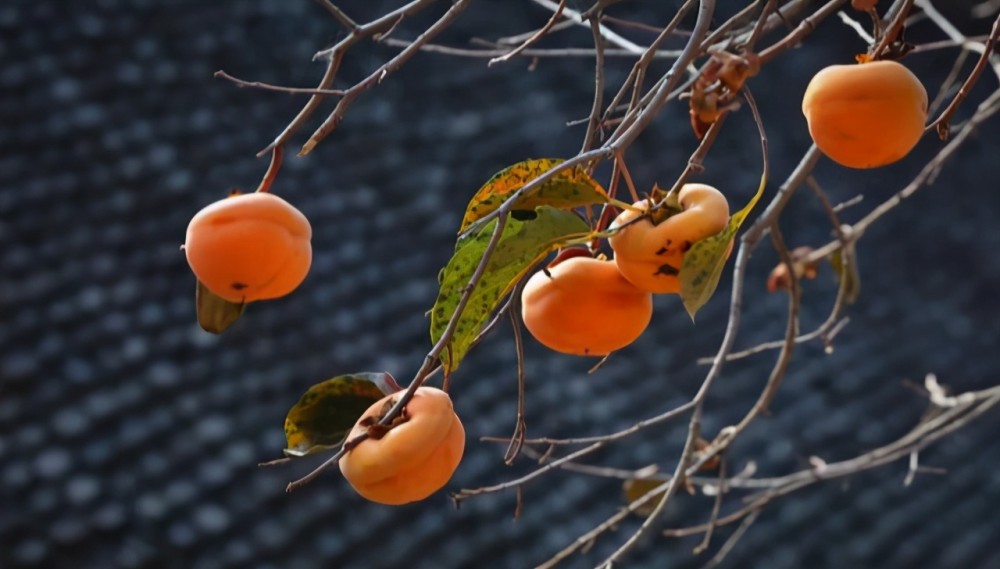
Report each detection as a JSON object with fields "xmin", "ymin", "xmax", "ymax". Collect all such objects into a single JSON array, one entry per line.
[{"xmin": 255, "ymin": 145, "xmax": 284, "ymax": 193}]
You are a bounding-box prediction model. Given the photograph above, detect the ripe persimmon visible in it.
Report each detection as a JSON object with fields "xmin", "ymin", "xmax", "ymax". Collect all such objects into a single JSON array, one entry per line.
[
  {"xmin": 521, "ymin": 256, "xmax": 653, "ymax": 356},
  {"xmin": 184, "ymin": 192, "xmax": 312, "ymax": 303},
  {"xmin": 802, "ymin": 60, "xmax": 927, "ymax": 169},
  {"xmin": 339, "ymin": 386, "xmax": 465, "ymax": 505},
  {"xmin": 609, "ymin": 184, "xmax": 730, "ymax": 294}
]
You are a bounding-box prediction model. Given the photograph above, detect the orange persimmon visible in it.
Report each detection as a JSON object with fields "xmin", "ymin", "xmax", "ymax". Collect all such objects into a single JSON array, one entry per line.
[
  {"xmin": 609, "ymin": 184, "xmax": 730, "ymax": 294},
  {"xmin": 184, "ymin": 192, "xmax": 312, "ymax": 303},
  {"xmin": 339, "ymin": 386, "xmax": 465, "ymax": 505},
  {"xmin": 802, "ymin": 60, "xmax": 927, "ymax": 169},
  {"xmin": 521, "ymin": 256, "xmax": 653, "ymax": 356}
]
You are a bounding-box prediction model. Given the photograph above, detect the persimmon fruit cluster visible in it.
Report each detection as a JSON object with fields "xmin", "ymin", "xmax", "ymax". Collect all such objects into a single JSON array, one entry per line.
[
  {"xmin": 802, "ymin": 60, "xmax": 928, "ymax": 169},
  {"xmin": 185, "ymin": 192, "xmax": 313, "ymax": 303},
  {"xmin": 520, "ymin": 183, "xmax": 731, "ymax": 356},
  {"xmin": 339, "ymin": 387, "xmax": 465, "ymax": 505}
]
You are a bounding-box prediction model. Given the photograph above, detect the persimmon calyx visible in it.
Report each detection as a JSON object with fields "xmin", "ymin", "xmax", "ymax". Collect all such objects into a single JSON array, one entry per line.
[
  {"xmin": 617, "ymin": 184, "xmax": 729, "ymax": 244},
  {"xmin": 358, "ymin": 399, "xmax": 410, "ymax": 440},
  {"xmin": 608, "ymin": 184, "xmax": 731, "ymax": 295}
]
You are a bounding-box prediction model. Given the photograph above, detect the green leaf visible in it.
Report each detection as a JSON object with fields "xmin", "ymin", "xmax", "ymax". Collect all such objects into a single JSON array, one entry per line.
[
  {"xmin": 431, "ymin": 206, "xmax": 591, "ymax": 374},
  {"xmin": 459, "ymin": 158, "xmax": 608, "ymax": 233},
  {"xmin": 195, "ymin": 279, "xmax": 245, "ymax": 334},
  {"xmin": 283, "ymin": 372, "xmax": 402, "ymax": 458},
  {"xmin": 679, "ymin": 174, "xmax": 767, "ymax": 319}
]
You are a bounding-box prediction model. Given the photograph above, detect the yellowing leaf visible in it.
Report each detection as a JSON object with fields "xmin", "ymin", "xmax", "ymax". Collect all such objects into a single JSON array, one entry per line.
[
  {"xmin": 679, "ymin": 174, "xmax": 767, "ymax": 319},
  {"xmin": 283, "ymin": 372, "xmax": 402, "ymax": 457},
  {"xmin": 195, "ymin": 279, "xmax": 245, "ymax": 334},
  {"xmin": 459, "ymin": 158, "xmax": 608, "ymax": 233},
  {"xmin": 431, "ymin": 206, "xmax": 591, "ymax": 374},
  {"xmin": 830, "ymin": 246, "xmax": 861, "ymax": 304},
  {"xmin": 623, "ymin": 478, "xmax": 668, "ymax": 517}
]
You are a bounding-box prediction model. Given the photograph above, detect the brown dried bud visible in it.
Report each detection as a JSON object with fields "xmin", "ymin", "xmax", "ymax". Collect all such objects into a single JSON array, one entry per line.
[
  {"xmin": 767, "ymin": 246, "xmax": 819, "ymax": 293},
  {"xmin": 692, "ymin": 436, "xmax": 721, "ymax": 472}
]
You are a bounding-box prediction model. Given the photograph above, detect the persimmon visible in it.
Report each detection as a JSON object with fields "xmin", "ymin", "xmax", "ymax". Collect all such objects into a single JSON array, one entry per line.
[
  {"xmin": 608, "ymin": 184, "xmax": 730, "ymax": 294},
  {"xmin": 339, "ymin": 386, "xmax": 465, "ymax": 505},
  {"xmin": 802, "ymin": 60, "xmax": 927, "ymax": 169},
  {"xmin": 184, "ymin": 192, "xmax": 312, "ymax": 303},
  {"xmin": 520, "ymin": 256, "xmax": 653, "ymax": 356}
]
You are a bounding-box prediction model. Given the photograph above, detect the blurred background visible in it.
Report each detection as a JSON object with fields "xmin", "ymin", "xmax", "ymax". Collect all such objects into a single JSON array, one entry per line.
[{"xmin": 2, "ymin": 1, "xmax": 1000, "ymax": 568}]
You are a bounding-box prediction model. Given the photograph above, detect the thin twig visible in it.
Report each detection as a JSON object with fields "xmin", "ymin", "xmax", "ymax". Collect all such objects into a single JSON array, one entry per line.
[
  {"xmin": 909, "ymin": 34, "xmax": 992, "ymax": 54},
  {"xmin": 581, "ymin": 14, "xmax": 606, "ymax": 154},
  {"xmin": 696, "ymin": 510, "xmax": 761, "ymax": 569},
  {"xmin": 504, "ymin": 298, "xmax": 528, "ymax": 465},
  {"xmin": 535, "ymin": 476, "xmax": 677, "ymax": 569},
  {"xmin": 256, "ymin": 56, "xmax": 340, "ymax": 157},
  {"xmin": 758, "ymin": 0, "xmax": 847, "ymax": 64},
  {"xmin": 455, "ymin": 397, "xmax": 699, "ymax": 502},
  {"xmin": 923, "ymin": 6, "xmax": 1000, "ymax": 139},
  {"xmin": 927, "ymin": 49, "xmax": 971, "ymax": 117},
  {"xmin": 300, "ymin": 0, "xmax": 473, "ymax": 156},
  {"xmin": 494, "ymin": 19, "xmax": 576, "ymax": 45},
  {"xmin": 490, "ymin": 0, "xmax": 566, "ymax": 66},
  {"xmin": 384, "ymin": 38, "xmax": 681, "ymax": 58},
  {"xmin": 214, "ymin": 70, "xmax": 347, "ymax": 96},
  {"xmin": 664, "ymin": 385, "xmax": 1000, "ymax": 538},
  {"xmin": 256, "ymin": 0, "xmax": 443, "ymax": 157},
  {"xmin": 313, "ymin": 0, "xmax": 357, "ymax": 30},
  {"xmin": 742, "ymin": 0, "xmax": 778, "ymax": 49},
  {"xmin": 627, "ymin": 0, "xmax": 698, "ymax": 113},
  {"xmin": 837, "ymin": 9, "xmax": 876, "ymax": 44},
  {"xmin": 529, "ymin": 0, "xmax": 645, "ymax": 53},
  {"xmin": 699, "ymin": 0, "xmax": 768, "ymax": 49},
  {"xmin": 693, "ymin": 456, "xmax": 727, "ymax": 554},
  {"xmin": 871, "ymin": 0, "xmax": 914, "ymax": 58}
]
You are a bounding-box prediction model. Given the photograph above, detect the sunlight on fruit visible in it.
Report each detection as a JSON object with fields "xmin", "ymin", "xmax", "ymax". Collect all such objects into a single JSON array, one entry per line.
[
  {"xmin": 184, "ymin": 192, "xmax": 312, "ymax": 303},
  {"xmin": 609, "ymin": 184, "xmax": 731, "ymax": 294},
  {"xmin": 802, "ymin": 60, "xmax": 928, "ymax": 169},
  {"xmin": 521, "ymin": 256, "xmax": 653, "ymax": 356},
  {"xmin": 339, "ymin": 387, "xmax": 465, "ymax": 506}
]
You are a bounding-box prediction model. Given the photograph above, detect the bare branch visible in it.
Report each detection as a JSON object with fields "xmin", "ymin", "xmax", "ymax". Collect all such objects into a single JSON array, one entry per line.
[
  {"xmin": 758, "ymin": 0, "xmax": 847, "ymax": 64},
  {"xmin": 300, "ymin": 0, "xmax": 473, "ymax": 155},
  {"xmin": 313, "ymin": 0, "xmax": 357, "ymax": 31},
  {"xmin": 580, "ymin": 13, "xmax": 607, "ymax": 154},
  {"xmin": 214, "ymin": 70, "xmax": 347, "ymax": 96},
  {"xmin": 922, "ymin": 5, "xmax": 1000, "ymax": 139},
  {"xmin": 489, "ymin": 0, "xmax": 567, "ymax": 66},
  {"xmin": 380, "ymin": 38, "xmax": 681, "ymax": 58},
  {"xmin": 503, "ymin": 299, "xmax": 528, "ymax": 465},
  {"xmin": 529, "ymin": 0, "xmax": 645, "ymax": 53}
]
